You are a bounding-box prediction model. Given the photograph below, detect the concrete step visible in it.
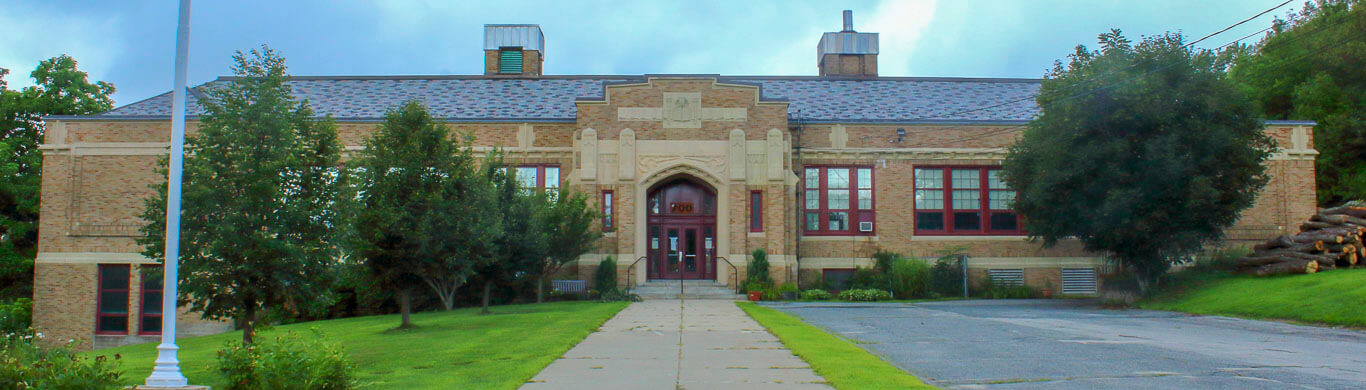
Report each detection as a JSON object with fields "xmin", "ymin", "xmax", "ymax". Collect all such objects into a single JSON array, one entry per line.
[{"xmin": 628, "ymin": 281, "xmax": 743, "ymax": 300}]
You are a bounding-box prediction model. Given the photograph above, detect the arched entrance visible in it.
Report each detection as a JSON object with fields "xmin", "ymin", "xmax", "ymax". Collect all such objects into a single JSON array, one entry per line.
[{"xmin": 646, "ymin": 176, "xmax": 717, "ymax": 280}]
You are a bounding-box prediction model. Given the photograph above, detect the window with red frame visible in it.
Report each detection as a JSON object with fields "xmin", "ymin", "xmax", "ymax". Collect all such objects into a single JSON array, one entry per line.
[
  {"xmin": 510, "ymin": 165, "xmax": 560, "ymax": 194},
  {"xmin": 802, "ymin": 166, "xmax": 874, "ymax": 235},
  {"xmin": 96, "ymin": 264, "xmax": 130, "ymax": 334},
  {"xmin": 601, "ymin": 190, "xmax": 614, "ymax": 232},
  {"xmin": 750, "ymin": 190, "xmax": 763, "ymax": 232},
  {"xmin": 913, "ymin": 167, "xmax": 1021, "ymax": 235},
  {"xmin": 139, "ymin": 266, "xmax": 163, "ymax": 335}
]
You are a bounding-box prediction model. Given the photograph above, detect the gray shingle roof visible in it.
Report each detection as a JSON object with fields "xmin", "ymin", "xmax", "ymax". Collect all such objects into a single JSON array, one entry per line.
[{"xmin": 94, "ymin": 75, "xmax": 1042, "ymax": 123}]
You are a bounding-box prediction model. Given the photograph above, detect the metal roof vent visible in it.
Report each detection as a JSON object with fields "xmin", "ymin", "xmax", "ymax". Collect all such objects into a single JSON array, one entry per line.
[
  {"xmin": 484, "ymin": 24, "xmax": 544, "ymax": 55},
  {"xmin": 817, "ymin": 10, "xmax": 879, "ymax": 77},
  {"xmin": 483, "ymin": 24, "xmax": 545, "ymax": 76}
]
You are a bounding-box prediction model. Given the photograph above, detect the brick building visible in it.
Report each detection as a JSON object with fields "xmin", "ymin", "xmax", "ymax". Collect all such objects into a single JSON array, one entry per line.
[{"xmin": 33, "ymin": 16, "xmax": 1318, "ymax": 348}]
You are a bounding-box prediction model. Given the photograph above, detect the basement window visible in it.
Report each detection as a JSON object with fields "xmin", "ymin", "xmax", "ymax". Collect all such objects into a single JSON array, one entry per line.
[
  {"xmin": 96, "ymin": 264, "xmax": 130, "ymax": 334},
  {"xmin": 499, "ymin": 47, "xmax": 523, "ymax": 74},
  {"xmin": 139, "ymin": 266, "xmax": 163, "ymax": 335}
]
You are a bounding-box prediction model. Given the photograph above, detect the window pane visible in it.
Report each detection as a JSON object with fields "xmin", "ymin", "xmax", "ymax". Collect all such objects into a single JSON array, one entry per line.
[
  {"xmin": 857, "ymin": 168, "xmax": 872, "ymax": 189},
  {"xmin": 991, "ymin": 213, "xmax": 1019, "ymax": 231},
  {"xmin": 516, "ymin": 167, "xmax": 538, "ymax": 189},
  {"xmin": 915, "ymin": 190, "xmax": 943, "ymax": 209},
  {"xmin": 827, "ymin": 189, "xmax": 849, "ymax": 209},
  {"xmin": 804, "ymin": 190, "xmax": 820, "ymax": 210},
  {"xmin": 100, "ymin": 292, "xmax": 128, "ymax": 314},
  {"xmin": 805, "ymin": 168, "xmax": 820, "ymax": 188},
  {"xmin": 143, "ymin": 292, "xmax": 163, "ymax": 315},
  {"xmin": 99, "ymin": 316, "xmax": 128, "ymax": 333},
  {"xmin": 952, "ymin": 169, "xmax": 980, "ymax": 189},
  {"xmin": 916, "ymin": 212, "xmax": 944, "ymax": 230},
  {"xmin": 914, "ymin": 169, "xmax": 943, "ymax": 189},
  {"xmin": 828, "ymin": 212, "xmax": 849, "ymax": 230},
  {"xmin": 952, "ymin": 190, "xmax": 981, "ymax": 210},
  {"xmin": 857, "ymin": 189, "xmax": 873, "ymax": 210},
  {"xmin": 141, "ymin": 269, "xmax": 162, "ymax": 290},
  {"xmin": 750, "ymin": 192, "xmax": 762, "ymax": 231},
  {"xmin": 989, "ymin": 190, "xmax": 1015, "ymax": 209},
  {"xmin": 806, "ymin": 212, "xmax": 820, "ymax": 231},
  {"xmin": 827, "ymin": 168, "xmax": 849, "ymax": 189},
  {"xmin": 544, "ymin": 167, "xmax": 560, "ymax": 187},
  {"xmin": 141, "ymin": 316, "xmax": 162, "ymax": 333},
  {"xmin": 100, "ymin": 266, "xmax": 129, "ymax": 290},
  {"xmin": 954, "ymin": 212, "xmax": 981, "ymax": 230},
  {"xmin": 988, "ymin": 169, "xmax": 1008, "ymax": 189}
]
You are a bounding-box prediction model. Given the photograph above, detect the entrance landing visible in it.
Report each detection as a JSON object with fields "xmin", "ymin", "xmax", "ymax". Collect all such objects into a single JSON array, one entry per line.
[{"xmin": 522, "ymin": 300, "xmax": 830, "ymax": 389}]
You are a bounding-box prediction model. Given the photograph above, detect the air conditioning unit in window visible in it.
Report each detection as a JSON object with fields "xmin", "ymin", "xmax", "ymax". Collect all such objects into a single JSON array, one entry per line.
[{"xmin": 858, "ymin": 221, "xmax": 874, "ymax": 232}]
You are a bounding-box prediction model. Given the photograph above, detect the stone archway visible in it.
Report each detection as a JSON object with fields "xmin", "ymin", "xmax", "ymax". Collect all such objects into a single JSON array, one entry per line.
[
  {"xmin": 644, "ymin": 176, "xmax": 718, "ymax": 280},
  {"xmin": 633, "ymin": 163, "xmax": 731, "ymax": 285}
]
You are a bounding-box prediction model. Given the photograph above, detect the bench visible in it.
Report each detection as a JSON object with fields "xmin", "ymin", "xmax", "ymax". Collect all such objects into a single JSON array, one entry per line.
[{"xmin": 552, "ymin": 280, "xmax": 588, "ymax": 296}]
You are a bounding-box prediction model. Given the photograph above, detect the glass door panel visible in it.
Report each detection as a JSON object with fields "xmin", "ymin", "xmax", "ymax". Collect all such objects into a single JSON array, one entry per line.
[
  {"xmin": 667, "ymin": 228, "xmax": 680, "ymax": 274},
  {"xmin": 684, "ymin": 228, "xmax": 697, "ymax": 273}
]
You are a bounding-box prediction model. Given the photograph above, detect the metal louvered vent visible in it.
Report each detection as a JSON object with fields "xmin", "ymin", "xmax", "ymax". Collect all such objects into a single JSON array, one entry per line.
[
  {"xmin": 987, "ymin": 269, "xmax": 1024, "ymax": 286},
  {"xmin": 499, "ymin": 49, "xmax": 523, "ymax": 74},
  {"xmin": 1061, "ymin": 268, "xmax": 1098, "ymax": 295}
]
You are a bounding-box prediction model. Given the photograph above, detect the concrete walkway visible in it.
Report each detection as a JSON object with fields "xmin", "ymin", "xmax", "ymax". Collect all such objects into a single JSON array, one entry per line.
[{"xmin": 522, "ymin": 300, "xmax": 831, "ymax": 389}]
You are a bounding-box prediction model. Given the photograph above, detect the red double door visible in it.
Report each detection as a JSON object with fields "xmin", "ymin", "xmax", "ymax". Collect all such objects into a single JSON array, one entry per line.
[{"xmin": 647, "ymin": 221, "xmax": 715, "ymax": 280}]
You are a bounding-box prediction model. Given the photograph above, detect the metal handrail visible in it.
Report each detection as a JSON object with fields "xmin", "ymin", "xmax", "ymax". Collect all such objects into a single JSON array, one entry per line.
[
  {"xmin": 715, "ymin": 256, "xmax": 740, "ymax": 294},
  {"xmin": 624, "ymin": 256, "xmax": 647, "ymax": 292}
]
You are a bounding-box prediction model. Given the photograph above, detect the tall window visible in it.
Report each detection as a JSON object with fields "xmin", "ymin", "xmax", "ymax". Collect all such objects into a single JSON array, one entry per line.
[
  {"xmin": 96, "ymin": 264, "xmax": 130, "ymax": 334},
  {"xmin": 601, "ymin": 190, "xmax": 614, "ymax": 232},
  {"xmin": 139, "ymin": 266, "xmax": 163, "ymax": 335},
  {"xmin": 510, "ymin": 165, "xmax": 560, "ymax": 195},
  {"xmin": 914, "ymin": 166, "xmax": 1021, "ymax": 235},
  {"xmin": 803, "ymin": 166, "xmax": 874, "ymax": 235},
  {"xmin": 750, "ymin": 190, "xmax": 763, "ymax": 232}
]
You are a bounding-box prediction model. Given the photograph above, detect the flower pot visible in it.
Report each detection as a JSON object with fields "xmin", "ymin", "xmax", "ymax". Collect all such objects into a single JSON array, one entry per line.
[{"xmin": 748, "ymin": 291, "xmax": 763, "ymax": 301}]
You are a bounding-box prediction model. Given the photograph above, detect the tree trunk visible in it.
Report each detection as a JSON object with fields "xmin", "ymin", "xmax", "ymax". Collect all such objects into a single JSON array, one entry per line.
[
  {"xmin": 537, "ymin": 275, "xmax": 546, "ymax": 304},
  {"xmin": 242, "ymin": 304, "xmax": 256, "ymax": 345},
  {"xmin": 481, "ymin": 281, "xmax": 493, "ymax": 315},
  {"xmin": 1251, "ymin": 259, "xmax": 1318, "ymax": 276},
  {"xmin": 399, "ymin": 288, "xmax": 413, "ymax": 328}
]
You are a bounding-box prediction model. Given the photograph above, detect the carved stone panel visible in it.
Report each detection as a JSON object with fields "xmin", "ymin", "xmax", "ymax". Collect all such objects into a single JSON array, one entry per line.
[
  {"xmin": 580, "ymin": 128, "xmax": 598, "ymax": 181},
  {"xmin": 766, "ymin": 128, "xmax": 784, "ymax": 181},
  {"xmin": 619, "ymin": 128, "xmax": 636, "ymax": 180},
  {"xmin": 728, "ymin": 129, "xmax": 747, "ymax": 181}
]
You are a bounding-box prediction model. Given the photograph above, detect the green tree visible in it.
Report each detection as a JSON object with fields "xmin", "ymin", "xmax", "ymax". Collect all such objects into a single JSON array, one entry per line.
[
  {"xmin": 0, "ymin": 56, "xmax": 115, "ymax": 300},
  {"xmin": 474, "ymin": 157, "xmax": 548, "ymax": 314},
  {"xmin": 532, "ymin": 188, "xmax": 602, "ymax": 303},
  {"xmin": 1229, "ymin": 0, "xmax": 1366, "ymax": 206},
  {"xmin": 1003, "ymin": 30, "xmax": 1274, "ymax": 291},
  {"xmin": 351, "ymin": 101, "xmax": 502, "ymax": 328},
  {"xmin": 137, "ymin": 47, "xmax": 347, "ymax": 344}
]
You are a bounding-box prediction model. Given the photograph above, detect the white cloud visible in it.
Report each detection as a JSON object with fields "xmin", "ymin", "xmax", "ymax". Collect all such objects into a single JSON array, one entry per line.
[
  {"xmin": 863, "ymin": 0, "xmax": 938, "ymax": 76},
  {"xmin": 0, "ymin": 3, "xmax": 123, "ymax": 90}
]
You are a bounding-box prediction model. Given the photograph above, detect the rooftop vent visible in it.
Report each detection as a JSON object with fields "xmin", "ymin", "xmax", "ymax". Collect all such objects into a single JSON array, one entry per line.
[
  {"xmin": 484, "ymin": 24, "xmax": 544, "ymax": 76},
  {"xmin": 817, "ymin": 10, "xmax": 878, "ymax": 77}
]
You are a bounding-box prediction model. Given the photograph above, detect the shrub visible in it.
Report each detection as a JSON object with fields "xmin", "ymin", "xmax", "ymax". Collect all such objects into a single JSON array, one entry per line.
[
  {"xmin": 976, "ymin": 277, "xmax": 1039, "ymax": 299},
  {"xmin": 761, "ymin": 286, "xmax": 782, "ymax": 301},
  {"xmin": 1, "ymin": 332, "xmax": 123, "ymax": 389},
  {"xmin": 218, "ymin": 329, "xmax": 355, "ymax": 390},
  {"xmin": 889, "ymin": 259, "xmax": 931, "ymax": 299},
  {"xmin": 596, "ymin": 290, "xmax": 641, "ymax": 302},
  {"xmin": 778, "ymin": 282, "xmax": 799, "ymax": 294},
  {"xmin": 838, "ymin": 289, "xmax": 891, "ymax": 302},
  {"xmin": 930, "ymin": 257, "xmax": 965, "ymax": 297},
  {"xmin": 747, "ymin": 249, "xmax": 772, "ymax": 287},
  {"xmin": 594, "ymin": 256, "xmax": 618, "ymax": 294},
  {"xmin": 800, "ymin": 289, "xmax": 832, "ymax": 300},
  {"xmin": 873, "ymin": 250, "xmax": 899, "ymax": 274},
  {"xmin": 0, "ymin": 298, "xmax": 32, "ymax": 335},
  {"xmin": 1182, "ymin": 246, "xmax": 1250, "ymax": 274},
  {"xmin": 848, "ymin": 267, "xmax": 886, "ymax": 290}
]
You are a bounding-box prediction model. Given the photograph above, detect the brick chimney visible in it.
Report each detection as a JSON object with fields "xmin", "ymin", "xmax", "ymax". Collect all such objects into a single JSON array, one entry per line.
[
  {"xmin": 484, "ymin": 24, "xmax": 544, "ymax": 76},
  {"xmin": 817, "ymin": 11, "xmax": 878, "ymax": 77}
]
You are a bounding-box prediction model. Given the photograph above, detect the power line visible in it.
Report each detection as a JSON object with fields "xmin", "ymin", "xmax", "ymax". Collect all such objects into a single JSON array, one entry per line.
[{"xmin": 1188, "ymin": 0, "xmax": 1293, "ymax": 46}]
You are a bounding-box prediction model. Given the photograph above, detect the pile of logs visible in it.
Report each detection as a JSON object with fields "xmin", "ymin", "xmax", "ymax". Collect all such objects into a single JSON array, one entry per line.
[{"xmin": 1237, "ymin": 201, "xmax": 1366, "ymax": 276}]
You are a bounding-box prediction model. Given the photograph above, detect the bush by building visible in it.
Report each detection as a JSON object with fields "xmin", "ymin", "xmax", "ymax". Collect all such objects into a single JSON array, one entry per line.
[
  {"xmin": 838, "ymin": 289, "xmax": 891, "ymax": 302},
  {"xmin": 594, "ymin": 256, "xmax": 618, "ymax": 294},
  {"xmin": 1, "ymin": 332, "xmax": 123, "ymax": 389},
  {"xmin": 217, "ymin": 329, "xmax": 355, "ymax": 390}
]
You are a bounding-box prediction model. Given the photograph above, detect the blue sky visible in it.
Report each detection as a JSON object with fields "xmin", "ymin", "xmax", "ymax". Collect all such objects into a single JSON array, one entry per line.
[{"xmin": 2, "ymin": 0, "xmax": 1297, "ymax": 107}]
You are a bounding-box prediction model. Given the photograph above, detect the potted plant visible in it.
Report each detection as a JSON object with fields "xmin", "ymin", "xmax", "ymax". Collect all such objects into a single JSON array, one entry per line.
[{"xmin": 745, "ymin": 281, "xmax": 765, "ymax": 301}]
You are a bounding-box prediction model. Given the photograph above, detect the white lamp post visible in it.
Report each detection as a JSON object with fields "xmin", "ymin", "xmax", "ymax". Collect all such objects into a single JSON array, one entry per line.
[{"xmin": 144, "ymin": 0, "xmax": 199, "ymax": 388}]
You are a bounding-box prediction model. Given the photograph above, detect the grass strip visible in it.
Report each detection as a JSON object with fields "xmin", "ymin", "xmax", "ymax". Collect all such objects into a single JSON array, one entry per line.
[
  {"xmin": 737, "ymin": 301, "xmax": 935, "ymax": 389},
  {"xmin": 87, "ymin": 301, "xmax": 629, "ymax": 389},
  {"xmin": 1142, "ymin": 268, "xmax": 1366, "ymax": 327}
]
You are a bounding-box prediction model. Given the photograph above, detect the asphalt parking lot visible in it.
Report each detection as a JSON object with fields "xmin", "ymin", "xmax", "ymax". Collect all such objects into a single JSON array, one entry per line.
[{"xmin": 768, "ymin": 299, "xmax": 1366, "ymax": 389}]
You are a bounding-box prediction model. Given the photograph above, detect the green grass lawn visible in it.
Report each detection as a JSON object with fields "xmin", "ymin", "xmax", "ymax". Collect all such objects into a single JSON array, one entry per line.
[
  {"xmin": 736, "ymin": 302, "xmax": 934, "ymax": 389},
  {"xmin": 87, "ymin": 301, "xmax": 628, "ymax": 389},
  {"xmin": 1142, "ymin": 268, "xmax": 1366, "ymax": 327}
]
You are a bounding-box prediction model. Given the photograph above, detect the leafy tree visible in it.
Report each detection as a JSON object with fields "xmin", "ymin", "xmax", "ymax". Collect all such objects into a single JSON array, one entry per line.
[
  {"xmin": 1229, "ymin": 0, "xmax": 1366, "ymax": 206},
  {"xmin": 137, "ymin": 47, "xmax": 347, "ymax": 344},
  {"xmin": 0, "ymin": 56, "xmax": 115, "ymax": 300},
  {"xmin": 532, "ymin": 188, "xmax": 601, "ymax": 303},
  {"xmin": 1003, "ymin": 30, "xmax": 1274, "ymax": 291},
  {"xmin": 474, "ymin": 157, "xmax": 548, "ymax": 314},
  {"xmin": 351, "ymin": 101, "xmax": 501, "ymax": 328}
]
